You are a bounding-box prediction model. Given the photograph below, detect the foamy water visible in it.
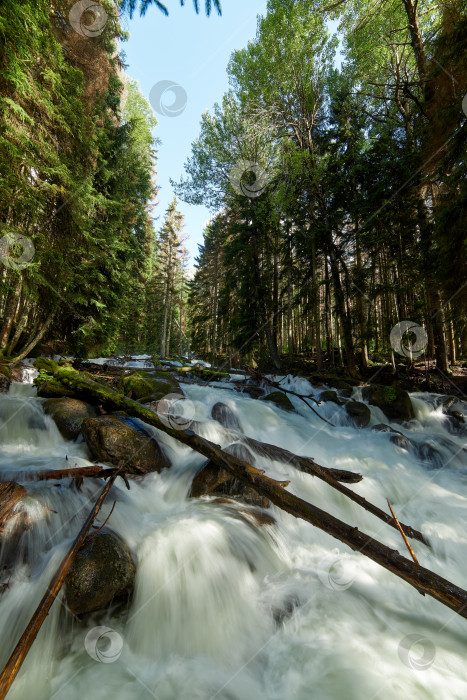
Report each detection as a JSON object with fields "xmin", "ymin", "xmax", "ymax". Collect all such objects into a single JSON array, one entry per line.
[{"xmin": 0, "ymin": 371, "xmax": 466, "ymax": 699}]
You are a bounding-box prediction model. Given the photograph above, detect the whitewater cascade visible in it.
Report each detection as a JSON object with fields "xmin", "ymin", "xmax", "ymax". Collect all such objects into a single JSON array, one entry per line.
[{"xmin": 0, "ymin": 369, "xmax": 466, "ymax": 700}]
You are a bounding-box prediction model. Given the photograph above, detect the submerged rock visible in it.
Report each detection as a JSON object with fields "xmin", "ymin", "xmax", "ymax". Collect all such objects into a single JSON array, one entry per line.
[
  {"xmin": 262, "ymin": 391, "xmax": 294, "ymax": 412},
  {"xmin": 416, "ymin": 440, "xmax": 445, "ymax": 469},
  {"xmin": 82, "ymin": 415, "xmax": 170, "ymax": 474},
  {"xmin": 43, "ymin": 398, "xmax": 97, "ymax": 441},
  {"xmin": 362, "ymin": 384, "xmax": 414, "ymax": 423},
  {"xmin": 372, "ymin": 423, "xmax": 412, "ymax": 450},
  {"xmin": 345, "ymin": 401, "xmax": 371, "ymax": 428},
  {"xmin": 65, "ymin": 530, "xmax": 135, "ymax": 616},
  {"xmin": 190, "ymin": 443, "xmax": 270, "ymax": 508},
  {"xmin": 211, "ymin": 402, "xmax": 242, "ymax": 432}
]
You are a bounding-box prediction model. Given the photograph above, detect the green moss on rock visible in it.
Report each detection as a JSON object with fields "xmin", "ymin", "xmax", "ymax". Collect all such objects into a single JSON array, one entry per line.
[{"xmin": 262, "ymin": 391, "xmax": 295, "ymax": 412}]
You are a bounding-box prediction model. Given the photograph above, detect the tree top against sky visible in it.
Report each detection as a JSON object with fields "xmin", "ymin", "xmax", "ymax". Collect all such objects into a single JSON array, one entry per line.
[{"xmin": 121, "ymin": 0, "xmax": 221, "ymax": 18}]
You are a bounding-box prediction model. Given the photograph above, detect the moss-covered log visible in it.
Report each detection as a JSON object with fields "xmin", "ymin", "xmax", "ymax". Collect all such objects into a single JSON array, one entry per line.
[{"xmin": 33, "ymin": 359, "xmax": 467, "ymax": 620}]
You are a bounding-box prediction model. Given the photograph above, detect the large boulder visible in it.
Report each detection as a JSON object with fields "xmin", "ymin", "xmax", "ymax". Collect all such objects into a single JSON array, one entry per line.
[
  {"xmin": 43, "ymin": 398, "xmax": 97, "ymax": 441},
  {"xmin": 345, "ymin": 401, "xmax": 371, "ymax": 428},
  {"xmin": 211, "ymin": 402, "xmax": 242, "ymax": 432},
  {"xmin": 318, "ymin": 390, "xmax": 342, "ymax": 405},
  {"xmin": 362, "ymin": 384, "xmax": 414, "ymax": 423},
  {"xmin": 262, "ymin": 391, "xmax": 294, "ymax": 412},
  {"xmin": 118, "ymin": 371, "xmax": 180, "ymax": 401},
  {"xmin": 190, "ymin": 443, "xmax": 270, "ymax": 508},
  {"xmin": 81, "ymin": 415, "xmax": 170, "ymax": 474},
  {"xmin": 65, "ymin": 530, "xmax": 135, "ymax": 615}
]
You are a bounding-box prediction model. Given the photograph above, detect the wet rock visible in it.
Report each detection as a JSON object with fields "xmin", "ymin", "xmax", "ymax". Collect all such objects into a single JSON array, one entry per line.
[
  {"xmin": 362, "ymin": 384, "xmax": 414, "ymax": 423},
  {"xmin": 9, "ymin": 366, "xmax": 25, "ymax": 383},
  {"xmin": 262, "ymin": 391, "xmax": 294, "ymax": 412},
  {"xmin": 118, "ymin": 371, "xmax": 180, "ymax": 401},
  {"xmin": 82, "ymin": 415, "xmax": 170, "ymax": 474},
  {"xmin": 65, "ymin": 530, "xmax": 135, "ymax": 616},
  {"xmin": 318, "ymin": 390, "xmax": 342, "ymax": 405},
  {"xmin": 345, "ymin": 401, "xmax": 371, "ymax": 428},
  {"xmin": 242, "ymin": 386, "xmax": 265, "ymax": 399},
  {"xmin": 416, "ymin": 440, "xmax": 444, "ymax": 469},
  {"xmin": 272, "ymin": 594, "xmax": 300, "ymax": 625},
  {"xmin": 27, "ymin": 413, "xmax": 48, "ymax": 431},
  {"xmin": 372, "ymin": 423, "xmax": 412, "ymax": 450},
  {"xmin": 211, "ymin": 402, "xmax": 242, "ymax": 432},
  {"xmin": 237, "ymin": 507, "xmax": 276, "ymax": 527},
  {"xmin": 210, "ymin": 499, "xmax": 276, "ymax": 527},
  {"xmin": 43, "ymin": 398, "xmax": 97, "ymax": 441},
  {"xmin": 0, "ymin": 374, "xmax": 10, "ymax": 393},
  {"xmin": 325, "ymin": 378, "xmax": 354, "ymax": 397},
  {"xmin": 190, "ymin": 443, "xmax": 270, "ymax": 508}
]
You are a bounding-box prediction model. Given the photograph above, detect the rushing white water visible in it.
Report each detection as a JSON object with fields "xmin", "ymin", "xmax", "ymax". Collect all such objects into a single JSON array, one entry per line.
[{"xmin": 0, "ymin": 371, "xmax": 466, "ymax": 700}]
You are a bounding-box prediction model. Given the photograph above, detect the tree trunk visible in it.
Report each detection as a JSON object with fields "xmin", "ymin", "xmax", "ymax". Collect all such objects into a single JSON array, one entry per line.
[
  {"xmin": 328, "ymin": 246, "xmax": 358, "ymax": 376},
  {"xmin": 0, "ymin": 278, "xmax": 22, "ymax": 350},
  {"xmin": 10, "ymin": 311, "xmax": 55, "ymax": 363}
]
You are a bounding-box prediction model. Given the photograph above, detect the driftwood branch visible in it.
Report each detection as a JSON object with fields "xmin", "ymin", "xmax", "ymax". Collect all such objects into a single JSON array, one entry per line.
[
  {"xmin": 30, "ymin": 465, "xmax": 126, "ymax": 484},
  {"xmin": 245, "ymin": 366, "xmax": 336, "ymax": 427},
  {"xmin": 0, "ymin": 471, "xmax": 122, "ymax": 700},
  {"xmin": 33, "ymin": 360, "xmax": 467, "ymax": 620},
  {"xmin": 387, "ymin": 499, "xmax": 421, "ymax": 565}
]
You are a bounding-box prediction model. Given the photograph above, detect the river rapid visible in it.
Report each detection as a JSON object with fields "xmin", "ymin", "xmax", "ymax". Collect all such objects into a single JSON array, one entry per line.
[{"xmin": 0, "ymin": 364, "xmax": 466, "ymax": 700}]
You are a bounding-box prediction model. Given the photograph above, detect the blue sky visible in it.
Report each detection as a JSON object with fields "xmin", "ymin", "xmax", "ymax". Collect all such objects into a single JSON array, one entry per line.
[{"xmin": 122, "ymin": 0, "xmax": 269, "ymax": 265}]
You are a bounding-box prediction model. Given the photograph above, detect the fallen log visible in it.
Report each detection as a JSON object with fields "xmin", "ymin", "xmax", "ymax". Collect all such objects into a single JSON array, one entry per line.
[
  {"xmin": 0, "ymin": 483, "xmax": 26, "ymax": 529},
  {"xmin": 188, "ymin": 418, "xmax": 362, "ymax": 484},
  {"xmin": 31, "ymin": 465, "xmax": 120, "ymax": 482},
  {"xmin": 228, "ymin": 433, "xmax": 427, "ymax": 545},
  {"xmin": 0, "ymin": 470, "xmax": 122, "ymax": 700},
  {"xmin": 34, "ymin": 359, "xmax": 467, "ymax": 620}
]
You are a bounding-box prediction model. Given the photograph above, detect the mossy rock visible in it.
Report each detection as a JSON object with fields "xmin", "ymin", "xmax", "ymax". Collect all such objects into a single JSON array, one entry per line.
[
  {"xmin": 118, "ymin": 371, "xmax": 180, "ymax": 400},
  {"xmin": 318, "ymin": 390, "xmax": 342, "ymax": 405},
  {"xmin": 82, "ymin": 414, "xmax": 171, "ymax": 474},
  {"xmin": 362, "ymin": 384, "xmax": 414, "ymax": 423},
  {"xmin": 43, "ymin": 398, "xmax": 97, "ymax": 441},
  {"xmin": 262, "ymin": 391, "xmax": 294, "ymax": 412},
  {"xmin": 36, "ymin": 376, "xmax": 76, "ymax": 399},
  {"xmin": 345, "ymin": 401, "xmax": 371, "ymax": 428},
  {"xmin": 65, "ymin": 530, "xmax": 135, "ymax": 616}
]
